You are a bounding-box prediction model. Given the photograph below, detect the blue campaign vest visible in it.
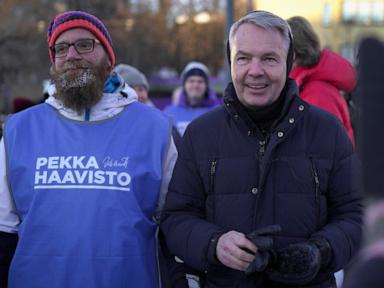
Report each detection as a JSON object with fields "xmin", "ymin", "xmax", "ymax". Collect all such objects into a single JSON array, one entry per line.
[
  {"xmin": 164, "ymin": 106, "xmax": 214, "ymax": 136},
  {"xmin": 4, "ymin": 103, "xmax": 171, "ymax": 288}
]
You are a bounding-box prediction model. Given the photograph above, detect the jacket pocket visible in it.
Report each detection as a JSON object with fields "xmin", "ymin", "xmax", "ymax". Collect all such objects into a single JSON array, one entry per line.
[
  {"xmin": 272, "ymin": 157, "xmax": 320, "ymax": 237},
  {"xmin": 310, "ymin": 157, "xmax": 332, "ymax": 228},
  {"xmin": 201, "ymin": 157, "xmax": 259, "ymax": 231}
]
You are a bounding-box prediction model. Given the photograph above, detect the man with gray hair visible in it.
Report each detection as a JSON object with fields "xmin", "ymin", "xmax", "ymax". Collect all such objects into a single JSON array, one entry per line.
[{"xmin": 161, "ymin": 11, "xmax": 362, "ymax": 287}]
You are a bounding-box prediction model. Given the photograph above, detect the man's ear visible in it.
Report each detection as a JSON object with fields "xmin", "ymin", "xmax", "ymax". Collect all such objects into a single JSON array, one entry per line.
[{"xmin": 226, "ymin": 40, "xmax": 231, "ymax": 65}]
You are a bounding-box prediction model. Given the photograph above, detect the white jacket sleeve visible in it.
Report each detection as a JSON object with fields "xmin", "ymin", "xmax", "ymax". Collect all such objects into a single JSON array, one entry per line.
[
  {"xmin": 156, "ymin": 136, "xmax": 178, "ymax": 217},
  {"xmin": 0, "ymin": 138, "xmax": 20, "ymax": 233}
]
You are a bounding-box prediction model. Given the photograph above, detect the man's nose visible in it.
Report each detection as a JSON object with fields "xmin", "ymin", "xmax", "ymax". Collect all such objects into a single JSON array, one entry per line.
[
  {"xmin": 248, "ymin": 59, "xmax": 264, "ymax": 76},
  {"xmin": 65, "ymin": 45, "xmax": 82, "ymax": 60}
]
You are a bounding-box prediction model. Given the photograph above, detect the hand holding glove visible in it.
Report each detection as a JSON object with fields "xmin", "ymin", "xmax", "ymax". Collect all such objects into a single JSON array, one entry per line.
[{"xmin": 244, "ymin": 225, "xmax": 281, "ymax": 275}]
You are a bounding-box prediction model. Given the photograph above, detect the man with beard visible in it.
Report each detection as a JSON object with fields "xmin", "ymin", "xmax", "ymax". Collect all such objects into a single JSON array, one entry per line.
[{"xmin": 0, "ymin": 11, "xmax": 177, "ymax": 288}]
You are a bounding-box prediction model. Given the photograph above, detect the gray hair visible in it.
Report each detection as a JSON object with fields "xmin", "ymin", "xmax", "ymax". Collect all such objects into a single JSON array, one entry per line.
[
  {"xmin": 113, "ymin": 64, "xmax": 149, "ymax": 91},
  {"xmin": 229, "ymin": 11, "xmax": 292, "ymax": 54}
]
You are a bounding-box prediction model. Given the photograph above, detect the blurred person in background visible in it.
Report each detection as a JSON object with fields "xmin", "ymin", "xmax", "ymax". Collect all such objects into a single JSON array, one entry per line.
[
  {"xmin": 113, "ymin": 63, "xmax": 182, "ymax": 149},
  {"xmin": 288, "ymin": 16, "xmax": 356, "ymax": 144},
  {"xmin": 11, "ymin": 97, "xmax": 36, "ymax": 113},
  {"xmin": 0, "ymin": 96, "xmax": 36, "ymax": 147},
  {"xmin": 171, "ymin": 86, "xmax": 182, "ymax": 105},
  {"xmin": 342, "ymin": 36, "xmax": 384, "ymax": 288},
  {"xmin": 164, "ymin": 61, "xmax": 220, "ymax": 136},
  {"xmin": 342, "ymin": 202, "xmax": 384, "ymax": 288},
  {"xmin": 113, "ymin": 64, "xmax": 155, "ymax": 107},
  {"xmin": 0, "ymin": 10, "xmax": 177, "ymax": 288}
]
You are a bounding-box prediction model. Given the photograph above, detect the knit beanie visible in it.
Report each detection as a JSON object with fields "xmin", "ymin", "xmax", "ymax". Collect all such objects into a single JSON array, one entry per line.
[
  {"xmin": 47, "ymin": 11, "xmax": 115, "ymax": 66},
  {"xmin": 113, "ymin": 64, "xmax": 149, "ymax": 91},
  {"xmin": 181, "ymin": 62, "xmax": 209, "ymax": 84}
]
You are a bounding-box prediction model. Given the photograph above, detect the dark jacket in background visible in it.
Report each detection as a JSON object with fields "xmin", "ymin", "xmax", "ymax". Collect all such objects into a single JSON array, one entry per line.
[
  {"xmin": 161, "ymin": 80, "xmax": 362, "ymax": 288},
  {"xmin": 0, "ymin": 232, "xmax": 18, "ymax": 288},
  {"xmin": 343, "ymin": 256, "xmax": 384, "ymax": 288}
]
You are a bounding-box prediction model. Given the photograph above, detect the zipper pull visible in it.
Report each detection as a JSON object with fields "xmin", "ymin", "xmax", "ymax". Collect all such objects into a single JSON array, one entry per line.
[
  {"xmin": 209, "ymin": 160, "xmax": 217, "ymax": 222},
  {"xmin": 210, "ymin": 160, "xmax": 217, "ymax": 175},
  {"xmin": 210, "ymin": 160, "xmax": 217, "ymax": 193}
]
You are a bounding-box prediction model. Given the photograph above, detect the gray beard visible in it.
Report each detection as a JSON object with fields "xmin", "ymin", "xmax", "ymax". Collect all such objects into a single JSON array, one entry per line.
[{"xmin": 50, "ymin": 60, "xmax": 109, "ymax": 115}]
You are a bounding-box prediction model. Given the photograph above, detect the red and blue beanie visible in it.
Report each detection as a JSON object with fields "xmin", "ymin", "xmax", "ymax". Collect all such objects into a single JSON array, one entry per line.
[{"xmin": 47, "ymin": 11, "xmax": 115, "ymax": 66}]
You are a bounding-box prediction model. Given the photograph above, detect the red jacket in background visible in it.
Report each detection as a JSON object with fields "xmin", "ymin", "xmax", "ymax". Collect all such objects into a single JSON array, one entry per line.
[{"xmin": 290, "ymin": 49, "xmax": 356, "ymax": 144}]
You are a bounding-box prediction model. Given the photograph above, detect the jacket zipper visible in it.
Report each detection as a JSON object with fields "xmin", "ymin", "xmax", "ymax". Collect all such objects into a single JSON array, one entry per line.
[
  {"xmin": 210, "ymin": 160, "xmax": 217, "ymax": 222},
  {"xmin": 259, "ymin": 140, "xmax": 266, "ymax": 159},
  {"xmin": 257, "ymin": 136, "xmax": 268, "ymax": 191},
  {"xmin": 310, "ymin": 157, "xmax": 320, "ymax": 227},
  {"xmin": 210, "ymin": 160, "xmax": 217, "ymax": 193}
]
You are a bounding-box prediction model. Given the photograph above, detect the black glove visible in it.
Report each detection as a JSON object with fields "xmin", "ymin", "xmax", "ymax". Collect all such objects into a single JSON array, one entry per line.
[
  {"xmin": 244, "ymin": 225, "xmax": 281, "ymax": 275},
  {"xmin": 266, "ymin": 237, "xmax": 331, "ymax": 286}
]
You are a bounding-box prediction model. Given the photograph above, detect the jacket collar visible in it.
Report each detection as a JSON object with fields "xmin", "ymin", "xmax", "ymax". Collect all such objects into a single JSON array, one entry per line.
[
  {"xmin": 45, "ymin": 81, "xmax": 138, "ymax": 122},
  {"xmin": 223, "ymin": 79, "xmax": 308, "ymax": 138}
]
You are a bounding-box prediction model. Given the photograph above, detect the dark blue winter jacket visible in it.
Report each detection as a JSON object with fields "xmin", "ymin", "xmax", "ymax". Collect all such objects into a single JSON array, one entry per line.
[{"xmin": 161, "ymin": 80, "xmax": 362, "ymax": 288}]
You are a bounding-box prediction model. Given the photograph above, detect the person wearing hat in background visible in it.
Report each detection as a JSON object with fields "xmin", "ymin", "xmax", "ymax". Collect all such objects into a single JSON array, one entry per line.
[
  {"xmin": 113, "ymin": 64, "xmax": 184, "ymax": 150},
  {"xmin": 287, "ymin": 16, "xmax": 356, "ymax": 145},
  {"xmin": 161, "ymin": 10, "xmax": 362, "ymax": 287},
  {"xmin": 0, "ymin": 10, "xmax": 177, "ymax": 288},
  {"xmin": 163, "ymin": 61, "xmax": 220, "ymax": 136},
  {"xmin": 113, "ymin": 64, "xmax": 155, "ymax": 107}
]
